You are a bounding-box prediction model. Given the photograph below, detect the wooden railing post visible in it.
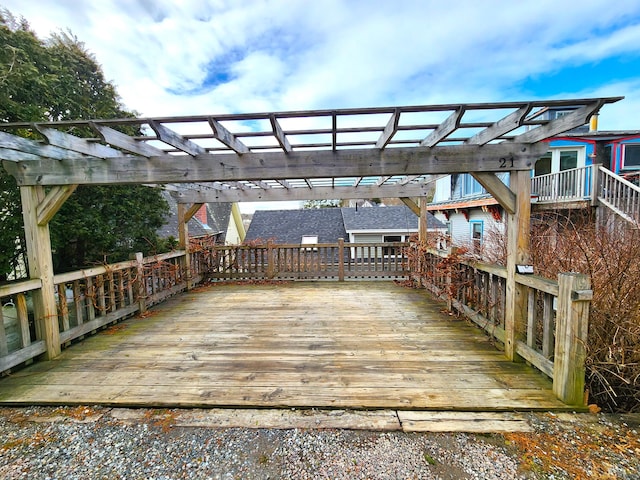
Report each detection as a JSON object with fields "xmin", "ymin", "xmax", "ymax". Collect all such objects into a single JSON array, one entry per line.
[
  {"xmin": 20, "ymin": 186, "xmax": 60, "ymax": 359},
  {"xmin": 505, "ymin": 170, "xmax": 531, "ymax": 361},
  {"xmin": 266, "ymin": 240, "xmax": 275, "ymax": 279},
  {"xmin": 177, "ymin": 204, "xmax": 193, "ymax": 290},
  {"xmin": 338, "ymin": 238, "xmax": 345, "ymax": 282},
  {"xmin": 590, "ymin": 164, "xmax": 600, "ymax": 206},
  {"xmin": 553, "ymin": 272, "xmax": 591, "ymax": 406},
  {"xmin": 446, "ymin": 248, "xmax": 454, "ymax": 311},
  {"xmin": 134, "ymin": 252, "xmax": 147, "ymax": 314}
]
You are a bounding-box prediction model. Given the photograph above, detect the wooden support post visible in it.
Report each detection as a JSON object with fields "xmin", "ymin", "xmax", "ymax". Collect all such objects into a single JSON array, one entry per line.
[
  {"xmin": 266, "ymin": 240, "xmax": 275, "ymax": 279},
  {"xmin": 16, "ymin": 293, "xmax": 31, "ymax": 348},
  {"xmin": 338, "ymin": 238, "xmax": 345, "ymax": 282},
  {"xmin": 419, "ymin": 197, "xmax": 427, "ymax": 243},
  {"xmin": 177, "ymin": 203, "xmax": 192, "ymax": 289},
  {"xmin": 504, "ymin": 170, "xmax": 531, "ymax": 361},
  {"xmin": 20, "ymin": 186, "xmax": 61, "ymax": 359},
  {"xmin": 134, "ymin": 252, "xmax": 147, "ymax": 314},
  {"xmin": 553, "ymin": 273, "xmax": 591, "ymax": 406},
  {"xmin": 0, "ymin": 308, "xmax": 7, "ymax": 357}
]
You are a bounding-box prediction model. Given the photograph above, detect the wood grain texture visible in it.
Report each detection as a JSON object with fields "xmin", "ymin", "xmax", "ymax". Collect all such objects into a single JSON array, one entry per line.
[{"xmin": 0, "ymin": 282, "xmax": 569, "ymax": 410}]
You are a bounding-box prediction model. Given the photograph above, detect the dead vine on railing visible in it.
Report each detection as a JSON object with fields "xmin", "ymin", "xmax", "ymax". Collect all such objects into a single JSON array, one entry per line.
[{"xmin": 531, "ymin": 210, "xmax": 640, "ymax": 413}]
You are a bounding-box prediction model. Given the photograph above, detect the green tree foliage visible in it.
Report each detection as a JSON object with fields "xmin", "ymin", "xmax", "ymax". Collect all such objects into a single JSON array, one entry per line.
[
  {"xmin": 50, "ymin": 185, "xmax": 169, "ymax": 272},
  {"xmin": 0, "ymin": 9, "xmax": 168, "ymax": 277}
]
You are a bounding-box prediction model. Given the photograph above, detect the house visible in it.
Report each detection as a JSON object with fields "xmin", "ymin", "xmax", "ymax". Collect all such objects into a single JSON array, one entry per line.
[
  {"xmin": 158, "ymin": 191, "xmax": 246, "ymax": 245},
  {"xmin": 244, "ymin": 205, "xmax": 446, "ymax": 246},
  {"xmin": 427, "ymin": 127, "xmax": 640, "ymax": 254}
]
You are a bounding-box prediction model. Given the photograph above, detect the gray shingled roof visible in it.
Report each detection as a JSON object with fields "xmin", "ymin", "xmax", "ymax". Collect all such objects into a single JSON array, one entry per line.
[
  {"xmin": 245, "ymin": 206, "xmax": 446, "ymax": 244},
  {"xmin": 245, "ymin": 208, "xmax": 347, "ymax": 244},
  {"xmin": 341, "ymin": 206, "xmax": 446, "ymax": 231}
]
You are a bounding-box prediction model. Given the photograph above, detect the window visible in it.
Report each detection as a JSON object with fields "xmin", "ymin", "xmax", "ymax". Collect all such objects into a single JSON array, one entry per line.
[
  {"xmin": 382, "ymin": 235, "xmax": 402, "ymax": 255},
  {"xmin": 559, "ymin": 150, "xmax": 578, "ymax": 170},
  {"xmin": 470, "ymin": 221, "xmax": 483, "ymax": 253},
  {"xmin": 535, "ymin": 152, "xmax": 552, "ymax": 176},
  {"xmin": 301, "ymin": 235, "xmax": 318, "ymax": 251},
  {"xmin": 462, "ymin": 174, "xmax": 484, "ymax": 196},
  {"xmin": 535, "ymin": 148, "xmax": 583, "ymax": 175},
  {"xmin": 623, "ymin": 144, "xmax": 640, "ymax": 169}
]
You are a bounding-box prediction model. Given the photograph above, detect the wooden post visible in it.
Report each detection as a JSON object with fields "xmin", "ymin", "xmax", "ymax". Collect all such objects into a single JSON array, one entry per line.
[
  {"xmin": 266, "ymin": 240, "xmax": 275, "ymax": 279},
  {"xmin": 0, "ymin": 308, "xmax": 6, "ymax": 357},
  {"xmin": 553, "ymin": 272, "xmax": 591, "ymax": 406},
  {"xmin": 20, "ymin": 186, "xmax": 61, "ymax": 359},
  {"xmin": 590, "ymin": 165, "xmax": 600, "ymax": 206},
  {"xmin": 134, "ymin": 252, "xmax": 147, "ymax": 314},
  {"xmin": 504, "ymin": 170, "xmax": 531, "ymax": 361},
  {"xmin": 16, "ymin": 293, "xmax": 31, "ymax": 348},
  {"xmin": 177, "ymin": 203, "xmax": 192, "ymax": 289},
  {"xmin": 338, "ymin": 238, "xmax": 345, "ymax": 282},
  {"xmin": 418, "ymin": 197, "xmax": 427, "ymax": 243}
]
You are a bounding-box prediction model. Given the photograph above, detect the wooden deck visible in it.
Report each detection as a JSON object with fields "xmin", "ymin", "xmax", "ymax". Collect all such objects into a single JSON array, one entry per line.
[{"xmin": 0, "ymin": 282, "xmax": 568, "ymax": 411}]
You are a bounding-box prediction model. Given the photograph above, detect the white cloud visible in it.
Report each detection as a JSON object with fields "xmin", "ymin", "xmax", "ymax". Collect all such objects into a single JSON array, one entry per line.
[{"xmin": 2, "ymin": 0, "xmax": 640, "ymax": 125}]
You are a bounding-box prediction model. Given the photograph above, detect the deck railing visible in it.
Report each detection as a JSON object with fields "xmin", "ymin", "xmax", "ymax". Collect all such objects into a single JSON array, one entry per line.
[
  {"xmin": 1, "ymin": 250, "xmax": 190, "ymax": 373},
  {"xmin": 210, "ymin": 240, "xmax": 409, "ymax": 281},
  {"xmin": 2, "ymin": 240, "xmax": 590, "ymax": 404},
  {"xmin": 1, "ymin": 241, "xmax": 408, "ymax": 374},
  {"xmin": 597, "ymin": 166, "xmax": 640, "ymax": 226},
  {"xmin": 409, "ymin": 246, "xmax": 591, "ymax": 405},
  {"xmin": 531, "ymin": 165, "xmax": 593, "ymax": 203}
]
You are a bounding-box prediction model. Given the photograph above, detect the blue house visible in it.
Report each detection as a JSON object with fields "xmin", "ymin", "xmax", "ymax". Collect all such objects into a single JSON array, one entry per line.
[{"xmin": 428, "ymin": 126, "xmax": 640, "ymax": 254}]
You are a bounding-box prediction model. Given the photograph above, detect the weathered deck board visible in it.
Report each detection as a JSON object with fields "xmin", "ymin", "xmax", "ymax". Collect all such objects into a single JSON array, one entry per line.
[{"xmin": 0, "ymin": 282, "xmax": 568, "ymax": 410}]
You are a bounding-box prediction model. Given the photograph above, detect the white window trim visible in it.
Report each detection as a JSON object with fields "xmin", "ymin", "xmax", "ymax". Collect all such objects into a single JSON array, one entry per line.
[
  {"xmin": 548, "ymin": 146, "xmax": 586, "ymax": 173},
  {"xmin": 622, "ymin": 144, "xmax": 640, "ymax": 170}
]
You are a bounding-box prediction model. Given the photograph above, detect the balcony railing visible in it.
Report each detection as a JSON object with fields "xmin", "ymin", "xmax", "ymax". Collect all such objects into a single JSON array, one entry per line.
[{"xmin": 531, "ymin": 165, "xmax": 593, "ymax": 203}]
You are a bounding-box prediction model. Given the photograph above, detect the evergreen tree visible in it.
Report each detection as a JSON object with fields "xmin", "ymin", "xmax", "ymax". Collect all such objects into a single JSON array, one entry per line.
[{"xmin": 0, "ymin": 9, "xmax": 168, "ymax": 277}]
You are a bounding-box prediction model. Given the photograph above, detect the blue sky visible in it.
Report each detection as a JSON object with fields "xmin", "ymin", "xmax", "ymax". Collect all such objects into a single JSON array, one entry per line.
[{"xmin": 3, "ymin": 0, "xmax": 640, "ymax": 211}]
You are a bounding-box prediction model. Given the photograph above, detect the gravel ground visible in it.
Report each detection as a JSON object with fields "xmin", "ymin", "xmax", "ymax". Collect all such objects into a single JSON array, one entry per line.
[{"xmin": 0, "ymin": 407, "xmax": 638, "ymax": 479}]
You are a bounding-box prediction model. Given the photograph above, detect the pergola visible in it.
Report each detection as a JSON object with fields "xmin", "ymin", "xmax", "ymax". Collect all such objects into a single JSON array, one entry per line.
[{"xmin": 0, "ymin": 97, "xmax": 623, "ymax": 361}]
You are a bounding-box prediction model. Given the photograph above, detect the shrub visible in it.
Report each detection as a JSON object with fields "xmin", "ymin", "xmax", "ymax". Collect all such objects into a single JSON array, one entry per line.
[{"xmin": 531, "ymin": 211, "xmax": 640, "ymax": 413}]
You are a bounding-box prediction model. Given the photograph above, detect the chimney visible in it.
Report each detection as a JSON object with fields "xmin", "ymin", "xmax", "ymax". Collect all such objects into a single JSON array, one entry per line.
[
  {"xmin": 589, "ymin": 113, "xmax": 599, "ymax": 132},
  {"xmin": 195, "ymin": 204, "xmax": 208, "ymax": 226}
]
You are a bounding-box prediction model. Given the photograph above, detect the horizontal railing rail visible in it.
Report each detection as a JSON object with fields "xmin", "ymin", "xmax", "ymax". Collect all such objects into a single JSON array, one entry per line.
[
  {"xmin": 209, "ymin": 241, "xmax": 409, "ymax": 281},
  {"xmin": 598, "ymin": 165, "xmax": 640, "ymax": 226},
  {"xmin": 1, "ymin": 249, "xmax": 196, "ymax": 374},
  {"xmin": 408, "ymin": 245, "xmax": 591, "ymax": 404},
  {"xmin": 531, "ymin": 165, "xmax": 593, "ymax": 203},
  {"xmin": 2, "ymin": 240, "xmax": 409, "ymax": 374}
]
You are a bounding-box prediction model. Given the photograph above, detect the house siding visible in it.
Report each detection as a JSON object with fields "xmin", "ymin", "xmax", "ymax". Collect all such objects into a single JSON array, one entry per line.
[{"xmin": 446, "ymin": 210, "xmax": 505, "ymax": 251}]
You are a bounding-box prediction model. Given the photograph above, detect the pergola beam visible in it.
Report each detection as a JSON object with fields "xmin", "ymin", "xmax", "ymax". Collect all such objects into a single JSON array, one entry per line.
[
  {"xmin": 270, "ymin": 115, "xmax": 292, "ymax": 153},
  {"xmin": 183, "ymin": 202, "xmax": 204, "ymax": 222},
  {"xmin": 37, "ymin": 185, "xmax": 79, "ymax": 226},
  {"xmin": 514, "ymin": 101, "xmax": 604, "ymax": 143},
  {"xmin": 34, "ymin": 126, "xmax": 121, "ymax": 158},
  {"xmin": 420, "ymin": 107, "xmax": 465, "ymax": 147},
  {"xmin": 4, "ymin": 143, "xmax": 547, "ymax": 186},
  {"xmin": 171, "ymin": 182, "xmax": 435, "ymax": 203},
  {"xmin": 400, "ymin": 197, "xmax": 420, "ymax": 216},
  {"xmin": 471, "ymin": 172, "xmax": 516, "ymax": 214},
  {"xmin": 208, "ymin": 117, "xmax": 250, "ymax": 154},
  {"xmin": 0, "ymin": 131, "xmax": 88, "ymax": 161},
  {"xmin": 90, "ymin": 123, "xmax": 166, "ymax": 157},
  {"xmin": 465, "ymin": 104, "xmax": 532, "ymax": 146},
  {"xmin": 376, "ymin": 109, "xmax": 400, "ymax": 149},
  {"xmin": 149, "ymin": 121, "xmax": 207, "ymax": 156}
]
